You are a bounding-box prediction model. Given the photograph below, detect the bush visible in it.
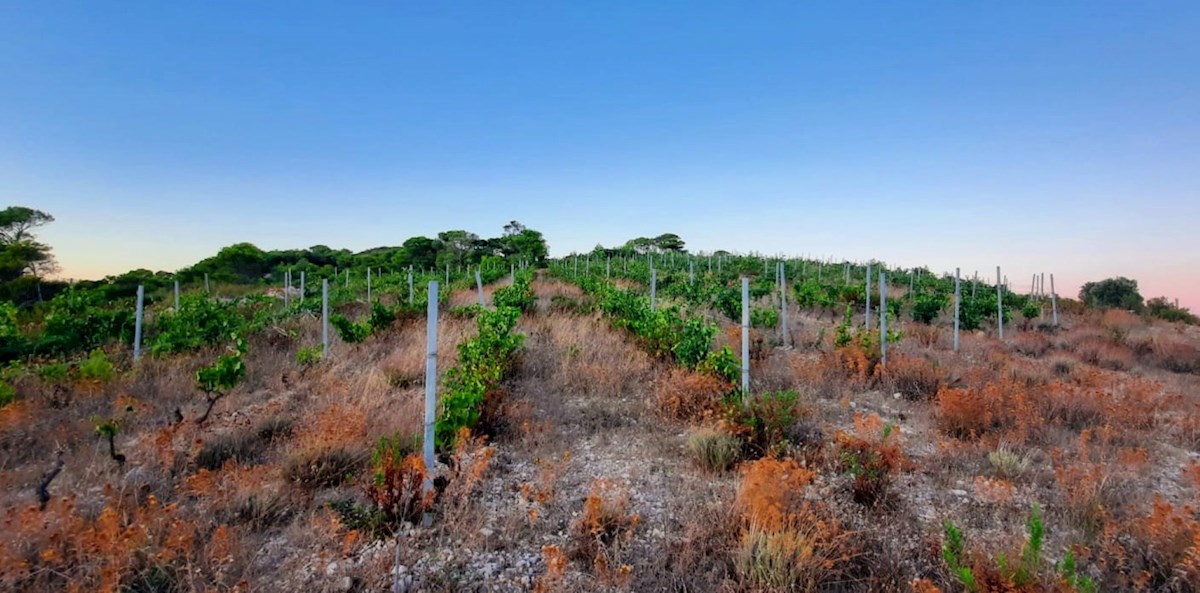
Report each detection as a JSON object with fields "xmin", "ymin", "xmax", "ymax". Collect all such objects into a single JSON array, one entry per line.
[
  {"xmin": 0, "ymin": 380, "xmax": 14, "ymax": 407},
  {"xmin": 880, "ymin": 355, "xmax": 944, "ymax": 400},
  {"xmin": 296, "ymin": 345, "xmax": 322, "ymax": 366},
  {"xmin": 726, "ymin": 390, "xmax": 807, "ymax": 457},
  {"xmin": 330, "ymin": 314, "xmax": 370, "ymax": 343},
  {"xmin": 735, "ymin": 458, "xmax": 853, "ymax": 590},
  {"xmin": 1147, "ymin": 338, "xmax": 1200, "ymax": 374},
  {"xmin": 150, "ymin": 295, "xmax": 242, "ymax": 354},
  {"xmin": 750, "ymin": 307, "xmax": 778, "ymax": 328},
  {"xmin": 78, "ymin": 349, "xmax": 117, "ymax": 383},
  {"xmin": 656, "ymin": 369, "xmax": 730, "ymax": 421},
  {"xmin": 912, "ymin": 292, "xmax": 947, "ymax": 324},
  {"xmin": 284, "ymin": 447, "xmax": 363, "ymax": 488},
  {"xmin": 436, "ymin": 306, "xmax": 523, "ymax": 449},
  {"xmin": 686, "ymin": 427, "xmax": 742, "ymax": 472},
  {"xmin": 1079, "ymin": 277, "xmax": 1143, "ymax": 311},
  {"xmin": 366, "ymin": 433, "xmax": 428, "ymax": 528},
  {"xmin": 834, "ymin": 413, "xmax": 907, "ymax": 506},
  {"xmin": 1145, "ymin": 296, "xmax": 1198, "ymax": 325},
  {"xmin": 38, "ymin": 289, "xmax": 135, "ymax": 355}
]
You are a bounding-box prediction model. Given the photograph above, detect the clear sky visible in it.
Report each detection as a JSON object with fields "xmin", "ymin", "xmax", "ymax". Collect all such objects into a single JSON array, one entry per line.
[{"xmin": 1, "ymin": 2, "xmax": 1197, "ymax": 309}]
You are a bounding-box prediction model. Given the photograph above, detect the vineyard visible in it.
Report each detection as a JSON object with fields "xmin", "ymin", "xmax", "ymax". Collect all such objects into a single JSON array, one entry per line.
[{"xmin": 2, "ymin": 236, "xmax": 1200, "ymax": 593}]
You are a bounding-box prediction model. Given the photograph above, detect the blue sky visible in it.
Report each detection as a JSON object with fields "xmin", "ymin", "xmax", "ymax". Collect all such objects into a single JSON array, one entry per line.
[{"xmin": 1, "ymin": 2, "xmax": 1197, "ymax": 307}]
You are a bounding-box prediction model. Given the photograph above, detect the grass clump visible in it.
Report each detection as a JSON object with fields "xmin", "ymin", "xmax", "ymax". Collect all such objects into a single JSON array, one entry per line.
[{"xmin": 686, "ymin": 427, "xmax": 742, "ymax": 472}]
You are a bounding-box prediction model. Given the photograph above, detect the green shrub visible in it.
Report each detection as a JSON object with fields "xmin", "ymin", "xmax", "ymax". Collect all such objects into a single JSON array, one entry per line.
[
  {"xmin": 673, "ymin": 317, "xmax": 717, "ymax": 369},
  {"xmin": 1080, "ymin": 277, "xmax": 1143, "ymax": 311},
  {"xmin": 330, "ymin": 314, "xmax": 371, "ymax": 343},
  {"xmin": 435, "ymin": 306, "xmax": 524, "ymax": 449},
  {"xmin": 78, "ymin": 349, "xmax": 117, "ymax": 383},
  {"xmin": 195, "ymin": 338, "xmax": 247, "ymax": 424},
  {"xmin": 37, "ymin": 362, "xmax": 70, "ymax": 383},
  {"xmin": 39, "ymin": 289, "xmax": 134, "ymax": 355},
  {"xmin": 912, "ymin": 293, "xmax": 947, "ymax": 324},
  {"xmin": 150, "ymin": 295, "xmax": 242, "ymax": 354},
  {"xmin": 368, "ymin": 302, "xmax": 396, "ymax": 332},
  {"xmin": 726, "ymin": 390, "xmax": 805, "ymax": 457},
  {"xmin": 296, "ymin": 345, "xmax": 322, "ymax": 366},
  {"xmin": 1145, "ymin": 297, "xmax": 1198, "ymax": 325},
  {"xmin": 750, "ymin": 307, "xmax": 778, "ymax": 328},
  {"xmin": 0, "ymin": 381, "xmax": 15, "ymax": 407}
]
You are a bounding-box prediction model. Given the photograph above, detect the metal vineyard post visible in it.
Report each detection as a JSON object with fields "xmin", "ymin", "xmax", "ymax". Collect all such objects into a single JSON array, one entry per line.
[
  {"xmin": 779, "ymin": 262, "xmax": 789, "ymax": 348},
  {"xmin": 322, "ymin": 279, "xmax": 329, "ymax": 358},
  {"xmin": 650, "ymin": 268, "xmax": 657, "ymax": 311},
  {"xmin": 1051, "ymin": 274, "xmax": 1059, "ymax": 326},
  {"xmin": 133, "ymin": 285, "xmax": 144, "ymax": 361},
  {"xmin": 865, "ymin": 263, "xmax": 872, "ymax": 328},
  {"xmin": 422, "ymin": 280, "xmax": 439, "ymax": 527},
  {"xmin": 741, "ymin": 277, "xmax": 750, "ymax": 397},
  {"xmin": 475, "ymin": 269, "xmax": 485, "ymax": 306},
  {"xmin": 996, "ymin": 266, "xmax": 1004, "ymax": 339},
  {"xmin": 953, "ymin": 268, "xmax": 961, "ymax": 352},
  {"xmin": 880, "ymin": 271, "xmax": 888, "ymax": 368}
]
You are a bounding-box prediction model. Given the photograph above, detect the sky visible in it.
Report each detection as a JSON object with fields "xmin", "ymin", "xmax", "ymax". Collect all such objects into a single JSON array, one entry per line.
[{"xmin": 1, "ymin": 2, "xmax": 1197, "ymax": 309}]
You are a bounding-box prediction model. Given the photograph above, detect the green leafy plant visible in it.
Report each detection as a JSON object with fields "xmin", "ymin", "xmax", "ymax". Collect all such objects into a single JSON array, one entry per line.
[
  {"xmin": 296, "ymin": 345, "xmax": 322, "ymax": 366},
  {"xmin": 195, "ymin": 337, "xmax": 247, "ymax": 425},
  {"xmin": 78, "ymin": 349, "xmax": 117, "ymax": 383},
  {"xmin": 330, "ymin": 314, "xmax": 371, "ymax": 343},
  {"xmin": 0, "ymin": 380, "xmax": 15, "ymax": 408},
  {"xmin": 912, "ymin": 292, "xmax": 947, "ymax": 324},
  {"xmin": 725, "ymin": 390, "xmax": 804, "ymax": 457},
  {"xmin": 750, "ymin": 307, "xmax": 778, "ymax": 328},
  {"xmin": 150, "ymin": 294, "xmax": 243, "ymax": 354},
  {"xmin": 435, "ymin": 306, "xmax": 524, "ymax": 449},
  {"xmin": 94, "ymin": 417, "xmax": 125, "ymax": 467}
]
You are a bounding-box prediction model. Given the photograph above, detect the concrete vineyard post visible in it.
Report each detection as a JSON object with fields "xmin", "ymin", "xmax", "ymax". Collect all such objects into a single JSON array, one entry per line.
[
  {"xmin": 475, "ymin": 269, "xmax": 485, "ymax": 306},
  {"xmin": 996, "ymin": 266, "xmax": 1004, "ymax": 339},
  {"xmin": 408, "ymin": 267, "xmax": 414, "ymax": 305},
  {"xmin": 865, "ymin": 263, "xmax": 872, "ymax": 328},
  {"xmin": 606, "ymin": 258, "xmax": 610, "ymax": 278},
  {"xmin": 972, "ymin": 272, "xmax": 978, "ymax": 298},
  {"xmin": 300, "ymin": 271, "xmax": 305, "ymax": 304},
  {"xmin": 741, "ymin": 278, "xmax": 750, "ymax": 397},
  {"xmin": 133, "ymin": 285, "xmax": 144, "ymax": 361},
  {"xmin": 421, "ymin": 281, "xmax": 439, "ymax": 527},
  {"xmin": 650, "ymin": 268, "xmax": 657, "ymax": 311},
  {"xmin": 880, "ymin": 271, "xmax": 888, "ymax": 368},
  {"xmin": 345, "ymin": 269, "xmax": 349, "ymax": 289},
  {"xmin": 445, "ymin": 264, "xmax": 449, "ymax": 285},
  {"xmin": 573, "ymin": 257, "xmax": 578, "ymax": 277},
  {"xmin": 284, "ymin": 271, "xmax": 290, "ymax": 308},
  {"xmin": 1051, "ymin": 274, "xmax": 1059, "ymax": 326},
  {"xmin": 510, "ymin": 264, "xmax": 515, "ymax": 284},
  {"xmin": 204, "ymin": 273, "xmax": 210, "ymax": 294},
  {"xmin": 1040, "ymin": 273, "xmax": 1045, "ymax": 299},
  {"xmin": 367, "ymin": 267, "xmax": 372, "ymax": 304},
  {"xmin": 689, "ymin": 259, "xmax": 694, "ymax": 285},
  {"xmin": 779, "ymin": 262, "xmax": 790, "ymax": 348},
  {"xmin": 174, "ymin": 280, "xmax": 180, "ymax": 311},
  {"xmin": 954, "ymin": 268, "xmax": 961, "ymax": 352},
  {"xmin": 322, "ymin": 279, "xmax": 329, "ymax": 359}
]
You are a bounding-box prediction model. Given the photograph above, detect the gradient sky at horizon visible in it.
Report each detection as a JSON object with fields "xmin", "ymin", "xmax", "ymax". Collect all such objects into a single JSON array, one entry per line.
[{"xmin": 1, "ymin": 2, "xmax": 1197, "ymax": 309}]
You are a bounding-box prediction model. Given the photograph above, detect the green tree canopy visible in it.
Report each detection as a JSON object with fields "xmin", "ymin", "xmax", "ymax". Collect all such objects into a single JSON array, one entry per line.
[
  {"xmin": 1079, "ymin": 277, "xmax": 1144, "ymax": 311},
  {"xmin": 0, "ymin": 206, "xmax": 57, "ymax": 281}
]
